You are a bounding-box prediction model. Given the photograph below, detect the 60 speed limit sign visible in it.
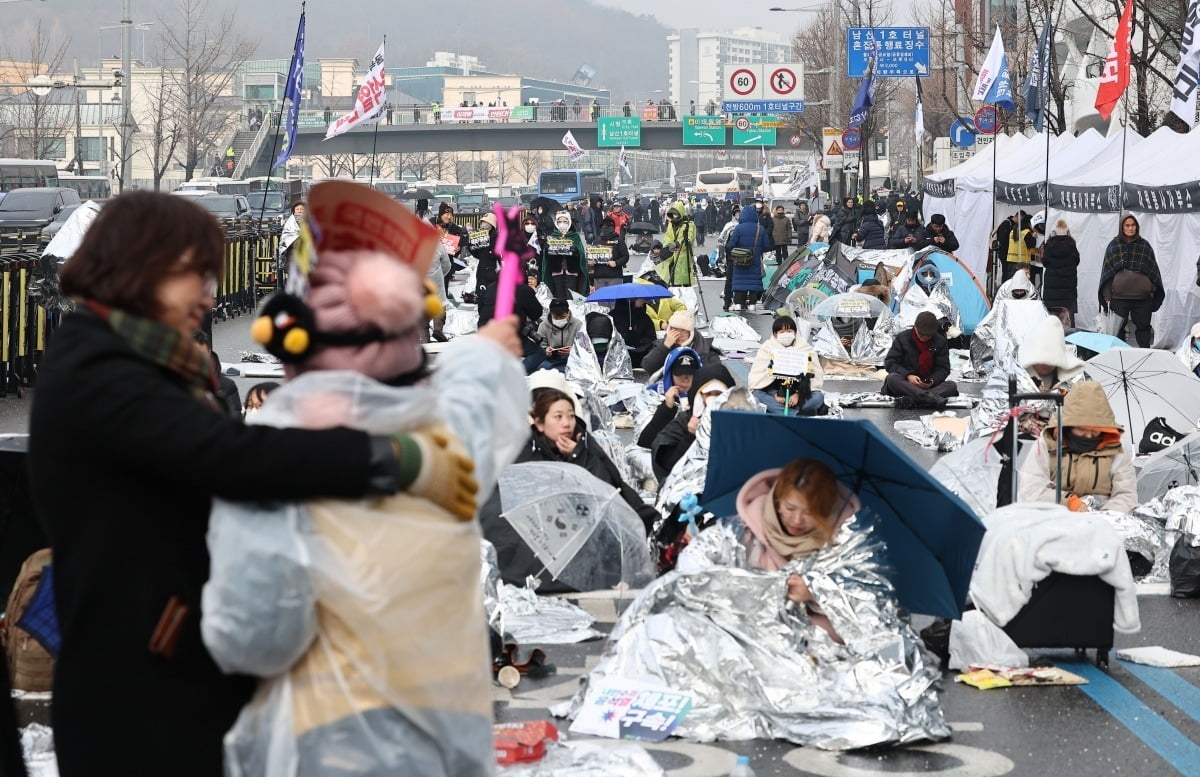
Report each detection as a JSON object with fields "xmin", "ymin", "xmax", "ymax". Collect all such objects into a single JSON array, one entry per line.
[{"xmin": 728, "ymin": 68, "xmax": 757, "ymax": 97}]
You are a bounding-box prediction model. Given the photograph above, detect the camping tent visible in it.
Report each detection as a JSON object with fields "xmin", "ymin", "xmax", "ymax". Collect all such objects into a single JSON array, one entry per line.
[{"xmin": 890, "ymin": 248, "xmax": 991, "ymax": 335}]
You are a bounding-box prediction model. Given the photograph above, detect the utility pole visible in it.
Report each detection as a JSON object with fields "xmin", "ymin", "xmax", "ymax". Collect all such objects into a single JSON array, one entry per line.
[
  {"xmin": 73, "ymin": 57, "xmax": 84, "ymax": 174},
  {"xmin": 119, "ymin": 0, "xmax": 132, "ymax": 190}
]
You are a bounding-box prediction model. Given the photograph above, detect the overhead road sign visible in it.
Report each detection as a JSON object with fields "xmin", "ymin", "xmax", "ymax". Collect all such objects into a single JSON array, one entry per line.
[
  {"xmin": 733, "ymin": 126, "xmax": 777, "ymax": 146},
  {"xmin": 728, "ymin": 67, "xmax": 758, "ymax": 97},
  {"xmin": 596, "ymin": 117, "xmax": 641, "ymax": 148},
  {"xmin": 723, "ymin": 100, "xmax": 805, "ymax": 114},
  {"xmin": 683, "ymin": 115, "xmax": 725, "ymax": 146},
  {"xmin": 847, "ymin": 27, "xmax": 931, "ymax": 78},
  {"xmin": 722, "ymin": 63, "xmax": 805, "ymax": 114},
  {"xmin": 950, "ymin": 118, "xmax": 977, "ymax": 147}
]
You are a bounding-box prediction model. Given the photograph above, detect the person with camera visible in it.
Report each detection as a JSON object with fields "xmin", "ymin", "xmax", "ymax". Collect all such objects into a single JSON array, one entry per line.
[
  {"xmin": 748, "ymin": 315, "xmax": 825, "ymax": 415},
  {"xmin": 659, "ymin": 202, "xmax": 697, "ymax": 286}
]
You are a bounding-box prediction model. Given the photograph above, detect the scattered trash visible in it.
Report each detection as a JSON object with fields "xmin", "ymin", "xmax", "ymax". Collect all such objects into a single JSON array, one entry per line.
[
  {"xmin": 1117, "ymin": 646, "xmax": 1200, "ymax": 667},
  {"xmin": 956, "ymin": 666, "xmax": 1087, "ymax": 690}
]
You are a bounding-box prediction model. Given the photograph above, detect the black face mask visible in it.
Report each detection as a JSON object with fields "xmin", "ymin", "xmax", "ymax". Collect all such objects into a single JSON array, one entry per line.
[{"xmin": 1064, "ymin": 429, "xmax": 1102, "ymax": 454}]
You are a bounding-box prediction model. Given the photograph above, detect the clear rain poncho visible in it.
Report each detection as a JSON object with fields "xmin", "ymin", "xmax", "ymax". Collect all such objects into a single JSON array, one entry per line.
[
  {"xmin": 555, "ymin": 516, "xmax": 949, "ymax": 750},
  {"xmin": 202, "ymin": 337, "xmax": 529, "ymax": 777}
]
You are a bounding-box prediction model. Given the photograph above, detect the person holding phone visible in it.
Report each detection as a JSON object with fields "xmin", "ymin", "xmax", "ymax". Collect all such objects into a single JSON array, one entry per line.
[
  {"xmin": 534, "ymin": 298, "xmax": 579, "ymax": 372},
  {"xmin": 881, "ymin": 311, "xmax": 959, "ymax": 409}
]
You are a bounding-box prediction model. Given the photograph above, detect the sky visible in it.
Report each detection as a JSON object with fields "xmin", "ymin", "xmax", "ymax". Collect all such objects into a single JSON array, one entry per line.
[{"xmin": 592, "ymin": 0, "xmax": 914, "ymax": 32}]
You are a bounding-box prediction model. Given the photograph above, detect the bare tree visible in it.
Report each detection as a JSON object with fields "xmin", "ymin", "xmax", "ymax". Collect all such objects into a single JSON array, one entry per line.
[
  {"xmin": 142, "ymin": 67, "xmax": 181, "ymax": 190},
  {"xmin": 314, "ymin": 153, "xmax": 354, "ymax": 178},
  {"xmin": 1, "ymin": 20, "xmax": 72, "ymax": 161},
  {"xmin": 158, "ymin": 0, "xmax": 256, "ymax": 180},
  {"xmin": 508, "ymin": 150, "xmax": 544, "ymax": 184}
]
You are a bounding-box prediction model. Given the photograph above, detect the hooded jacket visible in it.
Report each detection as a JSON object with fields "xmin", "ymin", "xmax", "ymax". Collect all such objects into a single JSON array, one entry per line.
[
  {"xmin": 637, "ymin": 346, "xmax": 702, "ymax": 451},
  {"xmin": 650, "ymin": 363, "xmax": 736, "ymax": 482},
  {"xmin": 1040, "ymin": 232, "xmax": 1080, "ymax": 311},
  {"xmin": 611, "ymin": 299, "xmax": 656, "ymax": 350},
  {"xmin": 1018, "ymin": 381, "xmax": 1137, "ymax": 514},
  {"xmin": 729, "ymin": 205, "xmax": 772, "ymax": 292},
  {"xmin": 831, "ymin": 203, "xmax": 860, "ymax": 245},
  {"xmin": 810, "ymin": 213, "xmax": 831, "ymax": 243},
  {"xmin": 539, "ymin": 222, "xmax": 589, "ymax": 289},
  {"xmin": 660, "ymin": 202, "xmax": 696, "ymax": 286},
  {"xmin": 1017, "ymin": 316, "xmax": 1085, "ymax": 389},
  {"xmin": 734, "ymin": 468, "xmax": 860, "ymax": 572},
  {"xmin": 1098, "ymin": 217, "xmax": 1164, "ymax": 311},
  {"xmin": 748, "ymin": 334, "xmax": 823, "ymax": 392},
  {"xmin": 855, "ymin": 212, "xmax": 887, "ymax": 249}
]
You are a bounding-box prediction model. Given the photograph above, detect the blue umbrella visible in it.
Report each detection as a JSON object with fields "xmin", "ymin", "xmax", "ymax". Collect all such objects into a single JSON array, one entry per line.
[
  {"xmin": 1066, "ymin": 330, "xmax": 1130, "ymax": 356},
  {"xmin": 586, "ymin": 282, "xmax": 675, "ymax": 303},
  {"xmin": 702, "ymin": 412, "xmax": 985, "ymax": 619}
]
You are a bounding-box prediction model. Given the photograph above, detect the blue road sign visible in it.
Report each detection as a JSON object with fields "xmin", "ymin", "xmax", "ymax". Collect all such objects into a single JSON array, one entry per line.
[
  {"xmin": 847, "ymin": 27, "xmax": 931, "ymax": 78},
  {"xmin": 974, "ymin": 106, "xmax": 999, "ymax": 134},
  {"xmin": 841, "ymin": 127, "xmax": 862, "ymax": 150},
  {"xmin": 950, "ymin": 118, "xmax": 977, "ymax": 147},
  {"xmin": 723, "ymin": 100, "xmax": 805, "ymax": 114}
]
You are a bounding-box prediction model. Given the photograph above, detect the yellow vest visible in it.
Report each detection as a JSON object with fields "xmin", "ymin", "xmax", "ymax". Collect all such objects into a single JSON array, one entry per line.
[{"xmin": 1007, "ymin": 228, "xmax": 1033, "ymax": 264}]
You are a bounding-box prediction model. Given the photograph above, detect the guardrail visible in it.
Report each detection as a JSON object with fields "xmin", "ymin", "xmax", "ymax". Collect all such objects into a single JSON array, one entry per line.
[{"xmin": 0, "ymin": 221, "xmax": 281, "ymax": 399}]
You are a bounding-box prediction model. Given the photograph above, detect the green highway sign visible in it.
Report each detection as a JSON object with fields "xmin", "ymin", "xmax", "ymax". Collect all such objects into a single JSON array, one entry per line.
[
  {"xmin": 733, "ymin": 127, "xmax": 778, "ymax": 146},
  {"xmin": 682, "ymin": 116, "xmax": 726, "ymax": 146},
  {"xmin": 597, "ymin": 116, "xmax": 642, "ymax": 147}
]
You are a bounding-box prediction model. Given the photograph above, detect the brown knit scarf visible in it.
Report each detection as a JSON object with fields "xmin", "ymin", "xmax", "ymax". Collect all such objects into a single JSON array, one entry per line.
[{"xmin": 760, "ymin": 481, "xmax": 830, "ymax": 561}]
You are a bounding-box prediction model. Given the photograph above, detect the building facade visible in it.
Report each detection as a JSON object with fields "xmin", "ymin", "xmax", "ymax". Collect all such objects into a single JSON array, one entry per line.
[{"xmin": 667, "ymin": 27, "xmax": 791, "ymax": 109}]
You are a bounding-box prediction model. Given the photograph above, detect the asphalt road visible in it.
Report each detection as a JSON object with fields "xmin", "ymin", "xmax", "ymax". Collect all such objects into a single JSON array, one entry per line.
[{"xmin": 6, "ymin": 255, "xmax": 1200, "ymax": 777}]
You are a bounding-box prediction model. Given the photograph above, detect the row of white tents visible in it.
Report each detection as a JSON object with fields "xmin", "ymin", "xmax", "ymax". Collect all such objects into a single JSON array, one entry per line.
[{"xmin": 922, "ymin": 126, "xmax": 1200, "ymax": 348}]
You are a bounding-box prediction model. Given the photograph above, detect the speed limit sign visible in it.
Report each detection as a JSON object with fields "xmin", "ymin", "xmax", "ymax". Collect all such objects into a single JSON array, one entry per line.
[
  {"xmin": 789, "ymin": 134, "xmax": 802, "ymax": 147},
  {"xmin": 735, "ymin": 117, "xmax": 751, "ymax": 131},
  {"xmin": 727, "ymin": 67, "xmax": 758, "ymax": 97}
]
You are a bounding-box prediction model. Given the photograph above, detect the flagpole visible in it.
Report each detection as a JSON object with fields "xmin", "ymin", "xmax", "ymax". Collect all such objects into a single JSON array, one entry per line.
[
  {"xmin": 1042, "ymin": 2, "xmax": 1054, "ymax": 237},
  {"xmin": 369, "ymin": 34, "xmax": 386, "ymax": 188},
  {"xmin": 258, "ymin": 1, "xmax": 304, "ymax": 234}
]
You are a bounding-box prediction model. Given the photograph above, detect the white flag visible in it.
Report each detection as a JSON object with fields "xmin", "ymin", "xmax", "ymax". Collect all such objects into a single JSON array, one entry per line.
[
  {"xmin": 761, "ymin": 147, "xmax": 771, "ymax": 198},
  {"xmin": 915, "ymin": 99, "xmax": 925, "ymax": 147},
  {"xmin": 669, "ymin": 161, "xmax": 677, "ymax": 188},
  {"xmin": 614, "ymin": 169, "xmax": 620, "ymax": 188},
  {"xmin": 618, "ymin": 145, "xmax": 632, "ymax": 177},
  {"xmin": 785, "ymin": 155, "xmax": 819, "ymax": 198},
  {"xmin": 1170, "ymin": 0, "xmax": 1200, "ymax": 127},
  {"xmin": 325, "ymin": 41, "xmax": 386, "ymax": 140},
  {"xmin": 970, "ymin": 27, "xmax": 1015, "ymax": 110},
  {"xmin": 562, "ymin": 130, "xmax": 587, "ymax": 162}
]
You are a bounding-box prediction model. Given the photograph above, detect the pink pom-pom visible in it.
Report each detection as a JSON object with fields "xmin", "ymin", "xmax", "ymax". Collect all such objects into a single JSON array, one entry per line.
[{"xmin": 344, "ymin": 253, "xmax": 424, "ymax": 333}]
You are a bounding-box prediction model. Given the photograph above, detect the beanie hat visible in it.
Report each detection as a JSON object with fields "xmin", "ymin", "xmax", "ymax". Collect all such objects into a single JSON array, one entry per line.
[
  {"xmin": 668, "ymin": 309, "xmax": 695, "ymax": 332},
  {"xmin": 914, "ymin": 311, "xmax": 939, "ymax": 337},
  {"xmin": 549, "ymin": 298, "xmax": 570, "ymax": 314},
  {"xmin": 438, "ymin": 201, "xmax": 454, "ymax": 216},
  {"xmin": 929, "ymin": 213, "xmax": 946, "ymax": 226}
]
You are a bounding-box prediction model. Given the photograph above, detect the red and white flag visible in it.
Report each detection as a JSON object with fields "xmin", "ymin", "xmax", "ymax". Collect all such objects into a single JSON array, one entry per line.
[
  {"xmin": 325, "ymin": 41, "xmax": 386, "ymax": 140},
  {"xmin": 1095, "ymin": 0, "xmax": 1134, "ymax": 120}
]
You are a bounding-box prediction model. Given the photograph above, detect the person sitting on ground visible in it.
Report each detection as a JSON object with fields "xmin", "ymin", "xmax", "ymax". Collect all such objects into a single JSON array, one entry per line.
[
  {"xmin": 925, "ymin": 214, "xmax": 959, "ymax": 253},
  {"xmin": 1176, "ymin": 321, "xmax": 1200, "ymax": 379},
  {"xmin": 637, "ymin": 349, "xmax": 700, "ymax": 452},
  {"xmin": 733, "ymin": 457, "xmax": 862, "ymax": 643},
  {"xmin": 651, "ymin": 363, "xmax": 735, "ymax": 483},
  {"xmin": 535, "ymin": 298, "xmax": 580, "ymax": 372},
  {"xmin": 241, "ymin": 381, "xmax": 280, "ymax": 418},
  {"xmin": 642, "ymin": 309, "xmax": 721, "ymax": 374},
  {"xmin": 611, "ymin": 297, "xmax": 658, "ymax": 369},
  {"xmin": 748, "ymin": 315, "xmax": 826, "ymax": 415},
  {"xmin": 889, "ymin": 210, "xmax": 929, "ymax": 250},
  {"xmin": 1017, "ymin": 380, "xmax": 1137, "ymax": 514},
  {"xmin": 881, "ymin": 311, "xmax": 958, "ymax": 409}
]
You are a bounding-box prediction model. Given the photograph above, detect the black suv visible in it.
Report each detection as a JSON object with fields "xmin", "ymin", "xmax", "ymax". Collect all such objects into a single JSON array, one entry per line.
[{"xmin": 0, "ymin": 187, "xmax": 82, "ymax": 230}]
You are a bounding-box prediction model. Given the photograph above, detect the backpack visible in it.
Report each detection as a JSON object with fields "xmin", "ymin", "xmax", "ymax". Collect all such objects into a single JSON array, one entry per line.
[{"xmin": 2, "ymin": 548, "xmax": 55, "ymax": 692}]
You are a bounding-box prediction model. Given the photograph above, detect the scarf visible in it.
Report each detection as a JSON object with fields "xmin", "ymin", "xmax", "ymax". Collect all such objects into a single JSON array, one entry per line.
[
  {"xmin": 84, "ymin": 300, "xmax": 225, "ymax": 414},
  {"xmin": 760, "ymin": 480, "xmax": 829, "ymax": 561},
  {"xmin": 911, "ymin": 328, "xmax": 933, "ymax": 378}
]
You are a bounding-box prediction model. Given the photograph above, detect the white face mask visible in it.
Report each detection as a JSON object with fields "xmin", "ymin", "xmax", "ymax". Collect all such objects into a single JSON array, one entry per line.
[
  {"xmin": 776, "ymin": 332, "xmax": 796, "ymax": 346},
  {"xmin": 551, "ymin": 316, "xmax": 571, "ymax": 328},
  {"xmin": 243, "ymin": 407, "xmax": 259, "ymax": 418},
  {"xmin": 524, "ymin": 224, "xmax": 537, "ymax": 234},
  {"xmin": 555, "ymin": 219, "xmax": 571, "ymax": 232}
]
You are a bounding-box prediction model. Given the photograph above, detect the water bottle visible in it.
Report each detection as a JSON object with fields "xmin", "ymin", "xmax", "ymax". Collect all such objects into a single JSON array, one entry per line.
[{"xmin": 729, "ymin": 754, "xmax": 756, "ymax": 777}]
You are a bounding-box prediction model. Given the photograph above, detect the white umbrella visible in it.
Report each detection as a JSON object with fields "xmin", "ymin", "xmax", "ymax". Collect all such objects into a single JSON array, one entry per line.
[
  {"xmin": 1135, "ymin": 431, "xmax": 1200, "ymax": 503},
  {"xmin": 1084, "ymin": 348, "xmax": 1200, "ymax": 449}
]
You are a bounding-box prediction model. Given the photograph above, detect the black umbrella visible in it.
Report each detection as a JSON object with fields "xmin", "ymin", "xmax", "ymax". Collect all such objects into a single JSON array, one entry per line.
[
  {"xmin": 628, "ymin": 221, "xmax": 658, "ymax": 235},
  {"xmin": 528, "ymin": 196, "xmax": 561, "ymax": 213},
  {"xmin": 399, "ymin": 188, "xmax": 434, "ymax": 200}
]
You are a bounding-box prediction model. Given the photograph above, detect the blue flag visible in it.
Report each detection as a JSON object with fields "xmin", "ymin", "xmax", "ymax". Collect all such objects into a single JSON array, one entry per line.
[
  {"xmin": 1022, "ymin": 17, "xmax": 1052, "ymax": 131},
  {"xmin": 848, "ymin": 31, "xmax": 878, "ymax": 128},
  {"xmin": 274, "ymin": 12, "xmax": 305, "ymax": 170},
  {"xmin": 971, "ymin": 27, "xmax": 1015, "ymax": 112}
]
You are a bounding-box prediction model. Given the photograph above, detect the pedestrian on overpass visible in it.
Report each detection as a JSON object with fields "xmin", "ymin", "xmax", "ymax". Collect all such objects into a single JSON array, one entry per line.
[{"xmin": 623, "ymin": 100, "xmax": 632, "ymax": 117}]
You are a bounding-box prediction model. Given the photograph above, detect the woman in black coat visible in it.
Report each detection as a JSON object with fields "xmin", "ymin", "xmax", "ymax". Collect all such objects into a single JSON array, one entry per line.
[
  {"xmin": 611, "ymin": 298, "xmax": 657, "ymax": 368},
  {"xmin": 27, "ymin": 192, "xmax": 500, "ymax": 777},
  {"xmin": 1041, "ymin": 218, "xmax": 1081, "ymax": 325}
]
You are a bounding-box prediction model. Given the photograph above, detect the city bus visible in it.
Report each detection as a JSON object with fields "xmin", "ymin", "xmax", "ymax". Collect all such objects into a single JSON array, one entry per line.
[
  {"xmin": 57, "ymin": 174, "xmax": 113, "ymax": 201},
  {"xmin": 536, "ymin": 169, "xmax": 609, "ymax": 204},
  {"xmin": 0, "ymin": 159, "xmax": 59, "ymax": 193},
  {"xmin": 411, "ymin": 179, "xmax": 465, "ymax": 197},
  {"xmin": 694, "ymin": 167, "xmax": 754, "ymax": 201}
]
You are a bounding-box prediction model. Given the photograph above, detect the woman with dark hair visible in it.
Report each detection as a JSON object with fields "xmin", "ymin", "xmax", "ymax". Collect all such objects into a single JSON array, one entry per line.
[
  {"xmin": 747, "ymin": 315, "xmax": 825, "ymax": 415},
  {"xmin": 1098, "ymin": 214, "xmax": 1163, "ymax": 347},
  {"xmin": 27, "ymin": 190, "xmax": 517, "ymax": 777}
]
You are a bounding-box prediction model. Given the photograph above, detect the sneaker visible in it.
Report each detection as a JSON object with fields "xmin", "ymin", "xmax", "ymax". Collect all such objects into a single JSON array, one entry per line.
[{"xmin": 747, "ymin": 303, "xmax": 757, "ymax": 312}]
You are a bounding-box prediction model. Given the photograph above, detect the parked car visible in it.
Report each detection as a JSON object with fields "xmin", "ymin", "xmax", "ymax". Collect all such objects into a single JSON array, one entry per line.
[
  {"xmin": 245, "ymin": 188, "xmax": 290, "ymax": 224},
  {"xmin": 39, "ymin": 203, "xmax": 83, "ymax": 244},
  {"xmin": 0, "ymin": 187, "xmax": 82, "ymax": 230},
  {"xmin": 193, "ymin": 194, "xmax": 252, "ymax": 221}
]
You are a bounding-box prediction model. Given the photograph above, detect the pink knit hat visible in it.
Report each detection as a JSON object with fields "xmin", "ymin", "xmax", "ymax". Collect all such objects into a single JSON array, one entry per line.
[{"xmin": 289, "ymin": 182, "xmax": 439, "ymax": 381}]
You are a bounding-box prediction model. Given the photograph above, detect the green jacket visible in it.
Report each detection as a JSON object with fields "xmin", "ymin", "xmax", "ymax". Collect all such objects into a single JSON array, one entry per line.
[{"xmin": 660, "ymin": 202, "xmax": 696, "ymax": 286}]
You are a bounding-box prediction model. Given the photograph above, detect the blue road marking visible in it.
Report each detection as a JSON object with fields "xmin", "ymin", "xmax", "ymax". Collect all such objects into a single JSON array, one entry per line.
[
  {"xmin": 1122, "ymin": 662, "xmax": 1200, "ymax": 725},
  {"xmin": 1069, "ymin": 661, "xmax": 1200, "ymax": 777}
]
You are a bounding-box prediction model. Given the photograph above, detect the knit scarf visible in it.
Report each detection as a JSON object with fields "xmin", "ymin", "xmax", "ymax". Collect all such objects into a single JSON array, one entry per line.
[
  {"xmin": 911, "ymin": 328, "xmax": 933, "ymax": 378},
  {"xmin": 84, "ymin": 300, "xmax": 225, "ymax": 414},
  {"xmin": 760, "ymin": 481, "xmax": 829, "ymax": 561}
]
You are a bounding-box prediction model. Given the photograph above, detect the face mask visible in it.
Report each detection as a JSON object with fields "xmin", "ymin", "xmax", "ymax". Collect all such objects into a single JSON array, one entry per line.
[
  {"xmin": 776, "ymin": 332, "xmax": 796, "ymax": 346},
  {"xmin": 1194, "ymin": 341, "xmax": 1200, "ymax": 354},
  {"xmin": 524, "ymin": 224, "xmax": 537, "ymax": 234},
  {"xmin": 1064, "ymin": 429, "xmax": 1102, "ymax": 454},
  {"xmin": 556, "ymin": 221, "xmax": 571, "ymax": 232},
  {"xmin": 592, "ymin": 339, "xmax": 609, "ymax": 354},
  {"xmin": 244, "ymin": 407, "xmax": 259, "ymax": 418},
  {"xmin": 551, "ymin": 316, "xmax": 571, "ymax": 328}
]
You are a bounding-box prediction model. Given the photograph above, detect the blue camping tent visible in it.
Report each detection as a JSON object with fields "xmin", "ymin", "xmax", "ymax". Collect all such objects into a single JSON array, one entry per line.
[{"xmin": 893, "ymin": 248, "xmax": 991, "ymax": 335}]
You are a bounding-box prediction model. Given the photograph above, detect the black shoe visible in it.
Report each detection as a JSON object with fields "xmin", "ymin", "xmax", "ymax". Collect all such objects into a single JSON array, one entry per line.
[
  {"xmin": 893, "ymin": 396, "xmax": 915, "ymax": 410},
  {"xmin": 926, "ymin": 394, "xmax": 948, "ymax": 411},
  {"xmin": 431, "ymin": 330, "xmax": 449, "ymax": 343}
]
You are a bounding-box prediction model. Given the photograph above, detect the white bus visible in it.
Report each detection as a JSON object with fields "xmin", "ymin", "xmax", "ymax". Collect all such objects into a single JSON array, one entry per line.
[
  {"xmin": 57, "ymin": 173, "xmax": 113, "ymax": 201},
  {"xmin": 694, "ymin": 167, "xmax": 754, "ymax": 201}
]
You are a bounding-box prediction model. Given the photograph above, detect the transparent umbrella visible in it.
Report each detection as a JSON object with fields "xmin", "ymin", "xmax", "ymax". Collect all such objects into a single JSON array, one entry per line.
[
  {"xmin": 1136, "ymin": 431, "xmax": 1200, "ymax": 503},
  {"xmin": 499, "ymin": 462, "xmax": 655, "ymax": 591},
  {"xmin": 811, "ymin": 292, "xmax": 891, "ymax": 321}
]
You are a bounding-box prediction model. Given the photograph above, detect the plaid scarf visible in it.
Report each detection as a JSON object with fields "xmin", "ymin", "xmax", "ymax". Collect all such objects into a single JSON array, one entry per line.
[
  {"xmin": 1099, "ymin": 236, "xmax": 1161, "ymax": 292},
  {"xmin": 84, "ymin": 300, "xmax": 225, "ymax": 413}
]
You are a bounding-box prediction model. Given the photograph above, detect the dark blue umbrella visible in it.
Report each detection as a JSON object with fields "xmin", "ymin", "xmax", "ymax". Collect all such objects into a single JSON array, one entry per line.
[
  {"xmin": 586, "ymin": 282, "xmax": 675, "ymax": 303},
  {"xmin": 702, "ymin": 412, "xmax": 985, "ymax": 619}
]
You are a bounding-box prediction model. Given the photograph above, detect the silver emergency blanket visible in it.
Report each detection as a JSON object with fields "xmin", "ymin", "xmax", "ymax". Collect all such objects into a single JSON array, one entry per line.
[
  {"xmin": 444, "ymin": 304, "xmax": 480, "ymax": 336},
  {"xmin": 482, "ymin": 540, "xmax": 503, "ymax": 634},
  {"xmin": 566, "ymin": 325, "xmax": 634, "ymax": 406},
  {"xmin": 654, "ymin": 388, "xmax": 766, "ymax": 516},
  {"xmin": 497, "ymin": 740, "xmax": 666, "ymax": 777},
  {"xmin": 1134, "ymin": 486, "xmax": 1200, "ymax": 548},
  {"xmin": 894, "ymin": 281, "xmax": 962, "ymax": 338},
  {"xmin": 969, "ymin": 275, "xmax": 1040, "ymax": 373},
  {"xmin": 556, "ymin": 518, "xmax": 949, "ymax": 750},
  {"xmin": 238, "ymin": 350, "xmax": 282, "ymax": 364},
  {"xmin": 1176, "ymin": 337, "xmax": 1200, "ymax": 375},
  {"xmin": 929, "ymin": 436, "xmax": 1003, "ymax": 517},
  {"xmin": 832, "ymin": 392, "xmax": 976, "ymax": 410},
  {"xmin": 969, "ymin": 303, "xmax": 1069, "ymax": 438},
  {"xmin": 811, "ymin": 314, "xmax": 897, "ymax": 365},
  {"xmin": 1088, "ymin": 509, "xmax": 1173, "ymax": 582},
  {"xmin": 893, "ymin": 413, "xmax": 968, "ymax": 452},
  {"xmin": 710, "ymin": 315, "xmax": 762, "ymax": 342}
]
